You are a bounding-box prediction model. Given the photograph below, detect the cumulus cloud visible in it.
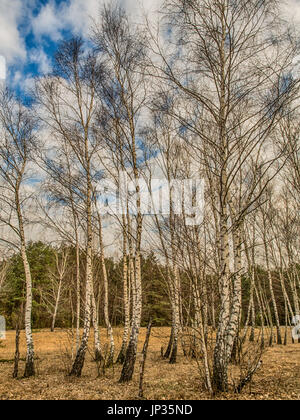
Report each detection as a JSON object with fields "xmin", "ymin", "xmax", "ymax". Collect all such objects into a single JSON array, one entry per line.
[
  {"xmin": 0, "ymin": 56, "xmax": 6, "ymax": 80},
  {"xmin": 282, "ymin": 0, "xmax": 300, "ymax": 23},
  {"xmin": 31, "ymin": 0, "xmax": 102, "ymax": 41},
  {"xmin": 31, "ymin": 1, "xmax": 64, "ymax": 41},
  {"xmin": 4, "ymin": 0, "xmax": 297, "ymax": 97},
  {"xmin": 0, "ymin": 0, "xmax": 27, "ymax": 64},
  {"xmin": 29, "ymin": 48, "xmax": 52, "ymax": 74},
  {"xmin": 30, "ymin": 0, "xmax": 163, "ymax": 42},
  {"xmin": 63, "ymin": 0, "xmax": 103, "ymax": 37},
  {"xmin": 124, "ymin": 0, "xmax": 162, "ymax": 19},
  {"xmin": 0, "ymin": 0, "xmax": 163, "ymax": 74},
  {"xmin": 10, "ymin": 70, "xmax": 35, "ymax": 96}
]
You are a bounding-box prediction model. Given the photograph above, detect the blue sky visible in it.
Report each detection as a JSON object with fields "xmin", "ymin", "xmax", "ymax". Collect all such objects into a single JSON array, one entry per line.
[
  {"xmin": 14, "ymin": 1, "xmax": 64, "ymax": 98},
  {"xmin": 0, "ymin": 0, "xmax": 161, "ymax": 100},
  {"xmin": 1, "ymin": 0, "xmax": 297, "ymax": 101},
  {"xmin": 0, "ymin": 0, "xmax": 103, "ymax": 99}
]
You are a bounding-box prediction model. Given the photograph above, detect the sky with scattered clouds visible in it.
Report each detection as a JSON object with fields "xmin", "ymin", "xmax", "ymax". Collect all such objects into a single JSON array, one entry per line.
[
  {"xmin": 0, "ymin": 0, "xmax": 299, "ymax": 99},
  {"xmin": 0, "ymin": 0, "xmax": 164, "ymax": 252},
  {"xmin": 0, "ymin": 0, "xmax": 299, "ymax": 254},
  {"xmin": 0, "ymin": 0, "xmax": 162, "ymax": 99}
]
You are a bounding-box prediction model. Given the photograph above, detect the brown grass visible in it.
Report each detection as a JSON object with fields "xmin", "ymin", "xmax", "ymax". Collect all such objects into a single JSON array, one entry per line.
[{"xmin": 0, "ymin": 327, "xmax": 299, "ymax": 400}]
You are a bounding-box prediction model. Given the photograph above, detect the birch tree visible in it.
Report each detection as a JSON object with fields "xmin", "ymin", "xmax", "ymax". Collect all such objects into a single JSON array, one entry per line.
[
  {"xmin": 93, "ymin": 3, "xmax": 147, "ymax": 382},
  {"xmin": 45, "ymin": 247, "xmax": 69, "ymax": 332},
  {"xmin": 36, "ymin": 38, "xmax": 104, "ymax": 376},
  {"xmin": 0, "ymin": 89, "xmax": 37, "ymax": 377},
  {"xmin": 0, "ymin": 261, "xmax": 8, "ymax": 293},
  {"xmin": 150, "ymin": 0, "xmax": 300, "ymax": 391},
  {"xmin": 36, "ymin": 135, "xmax": 83, "ymax": 349}
]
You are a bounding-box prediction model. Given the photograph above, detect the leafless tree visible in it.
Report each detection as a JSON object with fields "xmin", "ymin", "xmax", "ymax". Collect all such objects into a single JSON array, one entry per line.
[
  {"xmin": 35, "ymin": 37, "xmax": 104, "ymax": 376},
  {"xmin": 93, "ymin": 3, "xmax": 148, "ymax": 382},
  {"xmin": 0, "ymin": 88, "xmax": 37, "ymax": 377},
  {"xmin": 147, "ymin": 0, "xmax": 300, "ymax": 391}
]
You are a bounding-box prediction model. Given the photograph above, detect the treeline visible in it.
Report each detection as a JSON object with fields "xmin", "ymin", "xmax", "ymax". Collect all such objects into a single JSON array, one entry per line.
[
  {"xmin": 1, "ymin": 241, "xmax": 298, "ymax": 334},
  {"xmin": 0, "ymin": 242, "xmax": 171, "ymax": 329}
]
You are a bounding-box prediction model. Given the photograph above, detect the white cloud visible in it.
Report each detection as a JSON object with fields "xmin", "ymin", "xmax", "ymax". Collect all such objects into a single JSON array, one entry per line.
[
  {"xmin": 31, "ymin": 0, "xmax": 102, "ymax": 41},
  {"xmin": 0, "ymin": 0, "xmax": 163, "ymax": 73},
  {"xmin": 0, "ymin": 56, "xmax": 6, "ymax": 80},
  {"xmin": 31, "ymin": 1, "xmax": 64, "ymax": 41},
  {"xmin": 0, "ymin": 0, "xmax": 27, "ymax": 64},
  {"xmin": 282, "ymin": 0, "xmax": 300, "ymax": 23},
  {"xmin": 10, "ymin": 70, "xmax": 35, "ymax": 95},
  {"xmin": 63, "ymin": 0, "xmax": 102, "ymax": 37},
  {"xmin": 124, "ymin": 0, "xmax": 162, "ymax": 19},
  {"xmin": 23, "ymin": 76, "xmax": 35, "ymax": 94},
  {"xmin": 30, "ymin": 0, "xmax": 163, "ymax": 43},
  {"xmin": 29, "ymin": 48, "xmax": 52, "ymax": 74}
]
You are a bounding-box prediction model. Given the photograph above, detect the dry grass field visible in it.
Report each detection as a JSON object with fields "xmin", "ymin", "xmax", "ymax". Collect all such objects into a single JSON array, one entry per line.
[{"xmin": 0, "ymin": 327, "xmax": 299, "ymax": 400}]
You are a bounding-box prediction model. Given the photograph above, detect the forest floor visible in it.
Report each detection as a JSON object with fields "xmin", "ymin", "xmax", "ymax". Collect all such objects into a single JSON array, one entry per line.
[{"xmin": 0, "ymin": 327, "xmax": 299, "ymax": 400}]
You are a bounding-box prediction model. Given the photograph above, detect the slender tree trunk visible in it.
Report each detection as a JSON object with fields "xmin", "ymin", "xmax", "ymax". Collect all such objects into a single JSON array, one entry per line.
[
  {"xmin": 119, "ymin": 134, "xmax": 143, "ymax": 382},
  {"xmin": 13, "ymin": 323, "xmax": 20, "ymax": 379},
  {"xmin": 70, "ymin": 244, "xmax": 92, "ymax": 376},
  {"xmin": 264, "ymin": 241, "xmax": 282, "ymax": 345},
  {"xmin": 21, "ymin": 243, "xmax": 35, "ymax": 378},
  {"xmin": 117, "ymin": 218, "xmax": 130, "ymax": 364},
  {"xmin": 98, "ymin": 214, "xmax": 114, "ymax": 366},
  {"xmin": 228, "ymin": 225, "xmax": 243, "ymax": 364},
  {"xmin": 169, "ymin": 267, "xmax": 181, "ymax": 364},
  {"xmin": 254, "ymin": 284, "xmax": 265, "ymax": 348},
  {"xmin": 16, "ymin": 185, "xmax": 35, "ymax": 378},
  {"xmin": 164, "ymin": 325, "xmax": 174, "ymax": 359},
  {"xmin": 193, "ymin": 286, "xmax": 213, "ymax": 394},
  {"xmin": 91, "ymin": 281, "xmax": 102, "ymax": 361},
  {"xmin": 70, "ymin": 163, "xmax": 93, "ymax": 377},
  {"xmin": 212, "ymin": 211, "xmax": 231, "ymax": 392},
  {"xmin": 249, "ymin": 294, "xmax": 256, "ymax": 342},
  {"xmin": 75, "ymin": 237, "xmax": 81, "ymax": 352},
  {"xmin": 119, "ymin": 240, "xmax": 142, "ymax": 382},
  {"xmin": 290, "ymin": 264, "xmax": 300, "ymax": 319},
  {"xmin": 13, "ymin": 302, "xmax": 23, "ymax": 379},
  {"xmin": 51, "ymin": 273, "xmax": 63, "ymax": 332},
  {"xmin": 138, "ymin": 320, "xmax": 152, "ymax": 399}
]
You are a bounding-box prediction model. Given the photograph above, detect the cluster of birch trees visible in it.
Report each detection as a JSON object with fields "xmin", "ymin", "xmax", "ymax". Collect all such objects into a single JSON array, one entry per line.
[{"xmin": 0, "ymin": 0, "xmax": 299, "ymax": 393}]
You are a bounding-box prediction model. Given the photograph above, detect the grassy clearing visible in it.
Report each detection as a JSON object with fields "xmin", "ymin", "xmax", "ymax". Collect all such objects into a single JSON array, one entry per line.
[{"xmin": 0, "ymin": 327, "xmax": 299, "ymax": 400}]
